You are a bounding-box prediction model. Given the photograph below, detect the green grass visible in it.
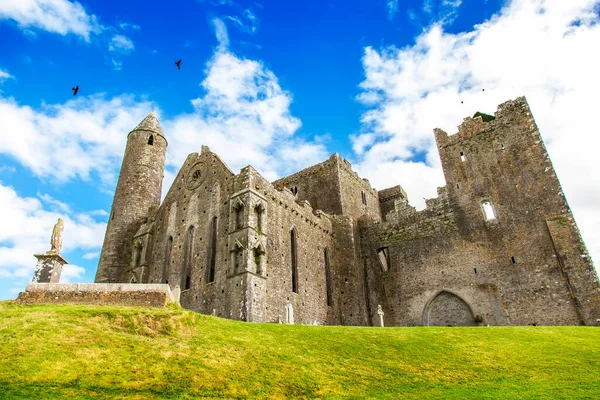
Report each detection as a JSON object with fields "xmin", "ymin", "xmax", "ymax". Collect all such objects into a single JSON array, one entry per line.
[{"xmin": 1, "ymin": 302, "xmax": 599, "ymax": 399}]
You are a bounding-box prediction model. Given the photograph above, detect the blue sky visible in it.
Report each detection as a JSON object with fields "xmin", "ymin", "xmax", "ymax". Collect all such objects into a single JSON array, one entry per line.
[{"xmin": 0, "ymin": 0, "xmax": 599, "ymax": 300}]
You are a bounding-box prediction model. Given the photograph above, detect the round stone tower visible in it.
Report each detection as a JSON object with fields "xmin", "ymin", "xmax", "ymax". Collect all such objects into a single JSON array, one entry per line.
[{"xmin": 95, "ymin": 111, "xmax": 167, "ymax": 283}]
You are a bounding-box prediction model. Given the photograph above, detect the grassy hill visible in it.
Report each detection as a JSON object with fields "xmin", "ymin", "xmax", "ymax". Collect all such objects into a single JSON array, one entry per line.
[{"xmin": 1, "ymin": 302, "xmax": 599, "ymax": 399}]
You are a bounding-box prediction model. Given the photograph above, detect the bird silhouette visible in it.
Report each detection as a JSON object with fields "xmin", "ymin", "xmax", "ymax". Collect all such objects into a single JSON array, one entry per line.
[
  {"xmin": 482, "ymin": 89, "xmax": 485, "ymax": 91},
  {"xmin": 175, "ymin": 59, "xmax": 181, "ymax": 70},
  {"xmin": 72, "ymin": 85, "xmax": 79, "ymax": 96},
  {"xmin": 461, "ymin": 100, "xmax": 464, "ymax": 104}
]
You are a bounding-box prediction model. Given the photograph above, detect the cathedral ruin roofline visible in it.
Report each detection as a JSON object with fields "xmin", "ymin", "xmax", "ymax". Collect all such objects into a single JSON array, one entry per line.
[
  {"xmin": 128, "ymin": 110, "xmax": 168, "ymax": 144},
  {"xmin": 434, "ymin": 96, "xmax": 530, "ymax": 148}
]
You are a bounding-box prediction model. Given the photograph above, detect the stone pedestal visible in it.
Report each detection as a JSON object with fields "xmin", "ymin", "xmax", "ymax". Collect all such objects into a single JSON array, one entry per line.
[{"xmin": 32, "ymin": 253, "xmax": 68, "ymax": 283}]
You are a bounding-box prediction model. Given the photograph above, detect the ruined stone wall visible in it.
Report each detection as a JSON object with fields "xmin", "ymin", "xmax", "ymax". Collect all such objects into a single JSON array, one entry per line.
[
  {"xmin": 361, "ymin": 97, "xmax": 599, "ymax": 326},
  {"xmin": 147, "ymin": 147, "xmax": 235, "ymax": 320},
  {"xmin": 144, "ymin": 147, "xmax": 337, "ymax": 324},
  {"xmin": 378, "ymin": 185, "xmax": 408, "ymax": 221},
  {"xmin": 245, "ymin": 167, "xmax": 335, "ymax": 324},
  {"xmin": 273, "ymin": 154, "xmax": 343, "ymax": 215},
  {"xmin": 337, "ymin": 157, "xmax": 381, "ymax": 221}
]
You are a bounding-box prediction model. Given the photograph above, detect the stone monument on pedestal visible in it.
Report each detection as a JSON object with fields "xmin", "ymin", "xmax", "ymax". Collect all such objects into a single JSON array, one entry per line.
[{"xmin": 32, "ymin": 218, "xmax": 68, "ymax": 283}]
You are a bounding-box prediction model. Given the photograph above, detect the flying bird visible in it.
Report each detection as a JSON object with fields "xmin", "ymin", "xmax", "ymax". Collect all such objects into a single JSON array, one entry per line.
[
  {"xmin": 482, "ymin": 89, "xmax": 485, "ymax": 91},
  {"xmin": 461, "ymin": 100, "xmax": 464, "ymax": 104},
  {"xmin": 72, "ymin": 85, "xmax": 79, "ymax": 96},
  {"xmin": 175, "ymin": 59, "xmax": 181, "ymax": 70}
]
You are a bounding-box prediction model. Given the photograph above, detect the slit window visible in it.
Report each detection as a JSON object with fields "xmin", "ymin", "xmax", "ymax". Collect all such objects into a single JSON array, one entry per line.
[
  {"xmin": 481, "ymin": 201, "xmax": 496, "ymax": 221},
  {"xmin": 182, "ymin": 226, "xmax": 195, "ymax": 290},
  {"xmin": 511, "ymin": 256, "xmax": 517, "ymax": 264},
  {"xmin": 460, "ymin": 151, "xmax": 466, "ymax": 162},
  {"xmin": 291, "ymin": 228, "xmax": 298, "ymax": 293},
  {"xmin": 163, "ymin": 236, "xmax": 173, "ymax": 284},
  {"xmin": 148, "ymin": 135, "xmax": 154, "ymax": 145},
  {"xmin": 324, "ymin": 248, "xmax": 332, "ymax": 306},
  {"xmin": 361, "ymin": 191, "xmax": 367, "ymax": 206},
  {"xmin": 377, "ymin": 247, "xmax": 390, "ymax": 272},
  {"xmin": 235, "ymin": 203, "xmax": 244, "ymax": 230},
  {"xmin": 291, "ymin": 186, "xmax": 298, "ymax": 195},
  {"xmin": 254, "ymin": 204, "xmax": 264, "ymax": 232},
  {"xmin": 207, "ymin": 217, "xmax": 217, "ymax": 283}
]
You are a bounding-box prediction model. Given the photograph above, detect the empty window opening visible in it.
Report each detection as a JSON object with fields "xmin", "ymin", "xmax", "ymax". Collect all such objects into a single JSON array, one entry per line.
[
  {"xmin": 235, "ymin": 203, "xmax": 244, "ymax": 230},
  {"xmin": 182, "ymin": 226, "xmax": 195, "ymax": 290},
  {"xmin": 291, "ymin": 228, "xmax": 298, "ymax": 293},
  {"xmin": 324, "ymin": 248, "xmax": 332, "ymax": 307},
  {"xmin": 148, "ymin": 135, "xmax": 154, "ymax": 145},
  {"xmin": 377, "ymin": 247, "xmax": 390, "ymax": 272},
  {"xmin": 474, "ymin": 268, "xmax": 478, "ymax": 274},
  {"xmin": 291, "ymin": 186, "xmax": 298, "ymax": 195},
  {"xmin": 233, "ymin": 246, "xmax": 243, "ymax": 271},
  {"xmin": 481, "ymin": 201, "xmax": 496, "ymax": 221},
  {"xmin": 163, "ymin": 236, "xmax": 173, "ymax": 284},
  {"xmin": 207, "ymin": 217, "xmax": 217, "ymax": 283},
  {"xmin": 254, "ymin": 247, "xmax": 264, "ymax": 275},
  {"xmin": 361, "ymin": 191, "xmax": 367, "ymax": 206},
  {"xmin": 254, "ymin": 204, "xmax": 264, "ymax": 232},
  {"xmin": 460, "ymin": 151, "xmax": 466, "ymax": 162},
  {"xmin": 511, "ymin": 256, "xmax": 517, "ymax": 264}
]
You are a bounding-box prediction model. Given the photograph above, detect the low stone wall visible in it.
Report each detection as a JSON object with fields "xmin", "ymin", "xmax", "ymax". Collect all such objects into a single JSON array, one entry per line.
[{"xmin": 17, "ymin": 283, "xmax": 177, "ymax": 308}]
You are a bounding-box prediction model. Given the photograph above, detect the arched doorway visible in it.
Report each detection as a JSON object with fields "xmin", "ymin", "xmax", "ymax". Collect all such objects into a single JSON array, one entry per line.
[{"xmin": 424, "ymin": 291, "xmax": 476, "ymax": 326}]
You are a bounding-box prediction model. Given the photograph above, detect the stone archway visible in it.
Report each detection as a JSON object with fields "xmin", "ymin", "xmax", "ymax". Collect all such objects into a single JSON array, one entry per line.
[{"xmin": 424, "ymin": 291, "xmax": 476, "ymax": 326}]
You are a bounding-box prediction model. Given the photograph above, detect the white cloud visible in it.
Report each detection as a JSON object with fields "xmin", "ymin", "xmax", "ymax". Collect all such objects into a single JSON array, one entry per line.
[
  {"xmin": 355, "ymin": 0, "xmax": 600, "ymax": 267},
  {"xmin": 213, "ymin": 18, "xmax": 230, "ymax": 50},
  {"xmin": 387, "ymin": 0, "xmax": 399, "ymax": 19},
  {"xmin": 0, "ymin": 94, "xmax": 155, "ymax": 185},
  {"xmin": 225, "ymin": 9, "xmax": 259, "ymax": 34},
  {"xmin": 118, "ymin": 22, "xmax": 140, "ymax": 31},
  {"xmin": 82, "ymin": 251, "xmax": 100, "ymax": 260},
  {"xmin": 0, "ymin": 68, "xmax": 14, "ymax": 83},
  {"xmin": 0, "ymin": 0, "xmax": 102, "ymax": 41},
  {"xmin": 0, "ymin": 183, "xmax": 106, "ymax": 281},
  {"xmin": 109, "ymin": 34, "xmax": 135, "ymax": 53}
]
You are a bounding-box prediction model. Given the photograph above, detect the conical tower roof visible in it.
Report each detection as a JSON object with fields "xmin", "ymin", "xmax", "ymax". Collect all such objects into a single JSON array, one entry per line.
[{"xmin": 130, "ymin": 111, "xmax": 165, "ymax": 137}]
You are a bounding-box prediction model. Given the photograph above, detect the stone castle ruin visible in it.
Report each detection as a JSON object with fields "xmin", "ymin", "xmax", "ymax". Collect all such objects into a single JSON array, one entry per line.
[{"xmin": 95, "ymin": 97, "xmax": 600, "ymax": 326}]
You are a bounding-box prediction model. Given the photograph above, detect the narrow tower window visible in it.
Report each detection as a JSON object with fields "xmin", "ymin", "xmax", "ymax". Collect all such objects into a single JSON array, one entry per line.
[
  {"xmin": 254, "ymin": 203, "xmax": 264, "ymax": 232},
  {"xmin": 207, "ymin": 217, "xmax": 217, "ymax": 283},
  {"xmin": 291, "ymin": 228, "xmax": 298, "ymax": 293},
  {"xmin": 324, "ymin": 248, "xmax": 332, "ymax": 306},
  {"xmin": 235, "ymin": 203, "xmax": 244, "ymax": 230},
  {"xmin": 377, "ymin": 247, "xmax": 390, "ymax": 272},
  {"xmin": 148, "ymin": 135, "xmax": 154, "ymax": 145},
  {"xmin": 163, "ymin": 236, "xmax": 173, "ymax": 284},
  {"xmin": 291, "ymin": 186, "xmax": 298, "ymax": 195},
  {"xmin": 481, "ymin": 201, "xmax": 496, "ymax": 221},
  {"xmin": 182, "ymin": 226, "xmax": 195, "ymax": 290},
  {"xmin": 460, "ymin": 151, "xmax": 466, "ymax": 162},
  {"xmin": 361, "ymin": 191, "xmax": 367, "ymax": 206}
]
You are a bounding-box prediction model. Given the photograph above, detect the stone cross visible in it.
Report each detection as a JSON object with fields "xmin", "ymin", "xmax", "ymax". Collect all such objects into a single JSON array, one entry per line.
[
  {"xmin": 50, "ymin": 218, "xmax": 64, "ymax": 254},
  {"xmin": 377, "ymin": 304, "xmax": 385, "ymax": 327}
]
